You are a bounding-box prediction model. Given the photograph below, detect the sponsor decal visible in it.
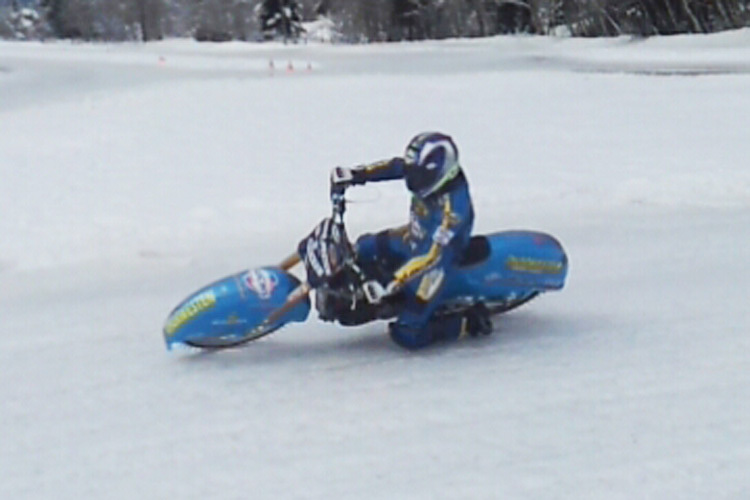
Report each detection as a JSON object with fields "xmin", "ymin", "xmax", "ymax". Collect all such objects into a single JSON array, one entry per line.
[
  {"xmin": 432, "ymin": 226, "xmax": 455, "ymax": 246},
  {"xmin": 506, "ymin": 256, "xmax": 564, "ymax": 274},
  {"xmin": 484, "ymin": 271, "xmax": 503, "ymax": 284},
  {"xmin": 439, "ymin": 194, "xmax": 460, "ymax": 227},
  {"xmin": 408, "ymin": 212, "xmax": 426, "ymax": 243},
  {"xmin": 416, "ymin": 267, "xmax": 445, "ymax": 302},
  {"xmin": 225, "ymin": 314, "xmax": 247, "ymax": 326},
  {"xmin": 411, "ymin": 197, "xmax": 429, "ymax": 218},
  {"xmin": 244, "ymin": 269, "xmax": 279, "ymax": 299},
  {"xmin": 164, "ymin": 291, "xmax": 217, "ymax": 336}
]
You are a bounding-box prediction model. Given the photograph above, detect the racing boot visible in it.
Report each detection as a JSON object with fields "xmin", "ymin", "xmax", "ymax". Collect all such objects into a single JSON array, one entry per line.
[{"xmin": 462, "ymin": 302, "xmax": 493, "ymax": 337}]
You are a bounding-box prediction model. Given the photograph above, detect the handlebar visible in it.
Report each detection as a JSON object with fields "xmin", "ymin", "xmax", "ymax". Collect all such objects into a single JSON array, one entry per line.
[
  {"xmin": 331, "ymin": 192, "xmax": 346, "ymax": 225},
  {"xmin": 294, "ymin": 184, "xmax": 379, "ymax": 292}
]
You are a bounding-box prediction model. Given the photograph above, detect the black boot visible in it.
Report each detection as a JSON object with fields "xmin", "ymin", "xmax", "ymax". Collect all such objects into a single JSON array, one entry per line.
[{"xmin": 464, "ymin": 303, "xmax": 492, "ymax": 336}]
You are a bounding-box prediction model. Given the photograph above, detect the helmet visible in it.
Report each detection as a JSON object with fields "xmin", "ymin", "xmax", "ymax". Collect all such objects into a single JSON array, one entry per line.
[{"xmin": 404, "ymin": 132, "xmax": 461, "ymax": 198}]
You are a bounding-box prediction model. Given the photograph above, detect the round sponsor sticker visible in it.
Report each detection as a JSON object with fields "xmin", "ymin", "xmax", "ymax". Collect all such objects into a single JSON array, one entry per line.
[{"xmin": 243, "ymin": 269, "xmax": 279, "ymax": 300}]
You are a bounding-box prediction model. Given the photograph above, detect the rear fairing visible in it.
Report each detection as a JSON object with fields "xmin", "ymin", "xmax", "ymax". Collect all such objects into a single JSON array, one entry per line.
[{"xmin": 442, "ymin": 230, "xmax": 568, "ymax": 305}]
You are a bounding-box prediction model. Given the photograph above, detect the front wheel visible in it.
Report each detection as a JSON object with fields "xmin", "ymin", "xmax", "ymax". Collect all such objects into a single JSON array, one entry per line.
[{"xmin": 183, "ymin": 324, "xmax": 279, "ymax": 350}]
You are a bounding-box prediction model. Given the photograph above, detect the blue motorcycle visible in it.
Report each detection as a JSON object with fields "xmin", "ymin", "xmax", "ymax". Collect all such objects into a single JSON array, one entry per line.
[{"xmin": 163, "ymin": 196, "xmax": 568, "ymax": 350}]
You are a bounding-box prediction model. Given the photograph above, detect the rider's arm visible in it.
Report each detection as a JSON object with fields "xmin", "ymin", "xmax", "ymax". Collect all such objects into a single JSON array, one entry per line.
[
  {"xmin": 361, "ymin": 181, "xmax": 473, "ymax": 305},
  {"xmin": 391, "ymin": 194, "xmax": 460, "ymax": 288},
  {"xmin": 363, "ymin": 198, "xmax": 462, "ymax": 305},
  {"xmin": 331, "ymin": 158, "xmax": 406, "ymax": 190},
  {"xmin": 354, "ymin": 157, "xmax": 406, "ymax": 182}
]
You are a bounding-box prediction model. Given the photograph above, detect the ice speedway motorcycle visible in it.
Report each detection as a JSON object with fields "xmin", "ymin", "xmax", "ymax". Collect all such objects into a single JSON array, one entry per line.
[{"xmin": 163, "ymin": 194, "xmax": 568, "ymax": 350}]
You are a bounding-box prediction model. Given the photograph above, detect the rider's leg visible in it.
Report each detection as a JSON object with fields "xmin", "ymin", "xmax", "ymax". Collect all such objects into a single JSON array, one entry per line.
[
  {"xmin": 354, "ymin": 229, "xmax": 410, "ymax": 278},
  {"xmin": 389, "ymin": 307, "xmax": 492, "ymax": 349},
  {"xmin": 388, "ymin": 267, "xmax": 493, "ymax": 349},
  {"xmin": 357, "ymin": 231, "xmax": 492, "ymax": 348},
  {"xmin": 388, "ymin": 266, "xmax": 459, "ymax": 349}
]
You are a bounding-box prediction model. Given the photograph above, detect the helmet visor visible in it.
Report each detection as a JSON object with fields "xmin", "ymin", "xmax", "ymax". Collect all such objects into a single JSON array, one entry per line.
[{"xmin": 405, "ymin": 145, "xmax": 446, "ymax": 197}]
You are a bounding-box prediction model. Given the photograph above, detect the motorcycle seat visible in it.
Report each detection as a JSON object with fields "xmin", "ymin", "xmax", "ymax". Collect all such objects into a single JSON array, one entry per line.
[{"xmin": 458, "ymin": 236, "xmax": 491, "ymax": 267}]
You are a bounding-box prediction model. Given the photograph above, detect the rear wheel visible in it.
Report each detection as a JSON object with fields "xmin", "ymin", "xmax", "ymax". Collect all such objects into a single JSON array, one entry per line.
[{"xmin": 486, "ymin": 292, "xmax": 539, "ymax": 315}]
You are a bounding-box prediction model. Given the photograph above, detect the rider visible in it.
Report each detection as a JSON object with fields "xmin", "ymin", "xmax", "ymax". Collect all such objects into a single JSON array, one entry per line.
[{"xmin": 330, "ymin": 132, "xmax": 492, "ymax": 349}]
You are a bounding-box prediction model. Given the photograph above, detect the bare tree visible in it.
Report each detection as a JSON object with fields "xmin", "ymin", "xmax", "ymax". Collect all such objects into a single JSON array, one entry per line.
[{"xmin": 135, "ymin": 0, "xmax": 164, "ymax": 41}]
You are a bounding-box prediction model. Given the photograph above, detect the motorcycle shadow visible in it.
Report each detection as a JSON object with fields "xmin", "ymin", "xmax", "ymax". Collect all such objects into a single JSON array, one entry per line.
[{"xmin": 178, "ymin": 309, "xmax": 590, "ymax": 367}]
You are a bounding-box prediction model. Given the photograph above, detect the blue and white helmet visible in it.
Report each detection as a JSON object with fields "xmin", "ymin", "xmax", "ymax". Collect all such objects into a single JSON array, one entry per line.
[{"xmin": 404, "ymin": 132, "xmax": 461, "ymax": 198}]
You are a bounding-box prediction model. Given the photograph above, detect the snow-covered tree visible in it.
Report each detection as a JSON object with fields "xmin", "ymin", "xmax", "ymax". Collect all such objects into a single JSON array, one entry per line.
[
  {"xmin": 0, "ymin": 1, "xmax": 47, "ymax": 39},
  {"xmin": 6, "ymin": 0, "xmax": 750, "ymax": 41},
  {"xmin": 257, "ymin": 0, "xmax": 305, "ymax": 41}
]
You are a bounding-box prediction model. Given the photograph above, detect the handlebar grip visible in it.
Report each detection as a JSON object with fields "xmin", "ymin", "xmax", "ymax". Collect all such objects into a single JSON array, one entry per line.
[{"xmin": 331, "ymin": 192, "xmax": 346, "ymax": 218}]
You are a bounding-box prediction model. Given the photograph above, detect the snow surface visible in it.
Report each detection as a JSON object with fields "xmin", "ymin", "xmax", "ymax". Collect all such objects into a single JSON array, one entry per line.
[{"xmin": 1, "ymin": 32, "xmax": 750, "ymax": 499}]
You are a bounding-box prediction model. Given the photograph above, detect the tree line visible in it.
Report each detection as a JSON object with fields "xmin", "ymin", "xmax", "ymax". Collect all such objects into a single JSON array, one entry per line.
[{"xmin": 2, "ymin": 0, "xmax": 749, "ymax": 42}]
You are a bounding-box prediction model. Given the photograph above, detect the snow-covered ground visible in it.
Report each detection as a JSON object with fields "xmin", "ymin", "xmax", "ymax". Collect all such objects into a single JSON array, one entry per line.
[{"xmin": 1, "ymin": 32, "xmax": 749, "ymax": 499}]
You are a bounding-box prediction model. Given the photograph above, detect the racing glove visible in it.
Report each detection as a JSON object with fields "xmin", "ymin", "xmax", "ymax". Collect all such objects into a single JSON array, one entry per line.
[
  {"xmin": 362, "ymin": 280, "xmax": 400, "ymax": 304},
  {"xmin": 330, "ymin": 166, "xmax": 367, "ymax": 198}
]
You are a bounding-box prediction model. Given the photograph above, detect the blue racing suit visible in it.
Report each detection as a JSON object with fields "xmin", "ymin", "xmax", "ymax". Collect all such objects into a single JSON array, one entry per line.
[{"xmin": 352, "ymin": 158, "xmax": 475, "ymax": 349}]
